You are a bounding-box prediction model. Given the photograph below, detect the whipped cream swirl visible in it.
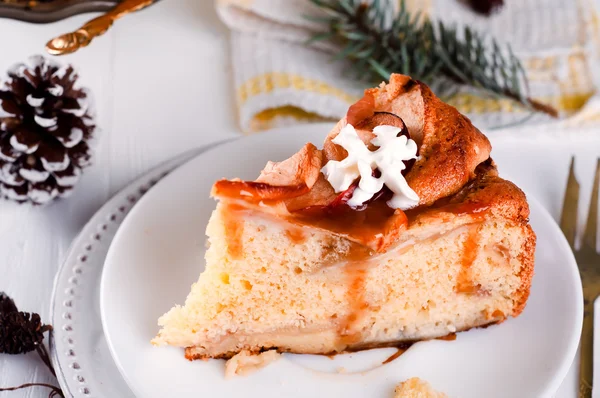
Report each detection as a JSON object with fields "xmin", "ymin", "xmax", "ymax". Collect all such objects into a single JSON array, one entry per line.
[{"xmin": 321, "ymin": 123, "xmax": 419, "ymax": 210}]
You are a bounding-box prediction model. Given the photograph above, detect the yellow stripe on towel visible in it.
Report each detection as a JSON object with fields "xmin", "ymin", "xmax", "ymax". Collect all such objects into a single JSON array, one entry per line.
[
  {"xmin": 248, "ymin": 106, "xmax": 336, "ymax": 133},
  {"xmin": 238, "ymin": 72, "xmax": 596, "ymax": 132},
  {"xmin": 237, "ymin": 73, "xmax": 358, "ymax": 105}
]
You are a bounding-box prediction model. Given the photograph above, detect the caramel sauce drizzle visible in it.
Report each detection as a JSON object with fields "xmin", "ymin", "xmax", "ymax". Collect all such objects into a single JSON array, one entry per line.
[
  {"xmin": 293, "ymin": 200, "xmax": 405, "ymax": 252},
  {"xmin": 447, "ymin": 202, "xmax": 489, "ymax": 221},
  {"xmin": 334, "ymin": 238, "xmax": 387, "ymax": 349},
  {"xmin": 338, "ymin": 263, "xmax": 369, "ymax": 347},
  {"xmin": 222, "ymin": 205, "xmax": 245, "ymax": 259},
  {"xmin": 436, "ymin": 332, "xmax": 457, "ymax": 341},
  {"xmin": 285, "ymin": 228, "xmax": 307, "ymax": 244},
  {"xmin": 405, "ymin": 200, "xmax": 489, "ymax": 224},
  {"xmin": 380, "ymin": 334, "xmax": 455, "ymax": 365},
  {"xmin": 381, "ymin": 343, "xmax": 413, "ymax": 364},
  {"xmin": 456, "ymin": 227, "xmax": 481, "ymax": 294}
]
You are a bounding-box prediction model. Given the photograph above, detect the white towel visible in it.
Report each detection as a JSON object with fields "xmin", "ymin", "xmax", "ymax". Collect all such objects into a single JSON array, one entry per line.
[{"xmin": 217, "ymin": 0, "xmax": 600, "ymax": 133}]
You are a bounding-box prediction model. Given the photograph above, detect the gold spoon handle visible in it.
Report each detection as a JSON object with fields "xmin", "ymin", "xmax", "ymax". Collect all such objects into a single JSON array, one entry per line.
[{"xmin": 46, "ymin": 0, "xmax": 155, "ymax": 56}]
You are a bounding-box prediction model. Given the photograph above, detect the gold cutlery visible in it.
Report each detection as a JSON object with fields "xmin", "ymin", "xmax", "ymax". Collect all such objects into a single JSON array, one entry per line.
[
  {"xmin": 560, "ymin": 157, "xmax": 600, "ymax": 398},
  {"xmin": 46, "ymin": 0, "xmax": 154, "ymax": 56}
]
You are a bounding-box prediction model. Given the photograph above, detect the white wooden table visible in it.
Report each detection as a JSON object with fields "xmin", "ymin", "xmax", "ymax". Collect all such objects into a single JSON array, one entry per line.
[{"xmin": 0, "ymin": 1, "xmax": 580, "ymax": 396}]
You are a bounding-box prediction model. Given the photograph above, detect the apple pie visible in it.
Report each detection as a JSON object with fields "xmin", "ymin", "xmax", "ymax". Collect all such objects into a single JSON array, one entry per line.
[{"xmin": 152, "ymin": 74, "xmax": 535, "ymax": 361}]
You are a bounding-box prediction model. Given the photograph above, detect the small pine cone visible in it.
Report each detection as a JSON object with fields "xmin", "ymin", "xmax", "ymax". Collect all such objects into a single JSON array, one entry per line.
[
  {"xmin": 0, "ymin": 55, "xmax": 96, "ymax": 205},
  {"xmin": 0, "ymin": 292, "xmax": 17, "ymax": 314},
  {"xmin": 0, "ymin": 311, "xmax": 50, "ymax": 355}
]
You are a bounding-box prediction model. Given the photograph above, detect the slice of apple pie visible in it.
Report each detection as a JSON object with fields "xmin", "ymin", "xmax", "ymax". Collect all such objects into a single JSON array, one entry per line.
[{"xmin": 152, "ymin": 74, "xmax": 535, "ymax": 360}]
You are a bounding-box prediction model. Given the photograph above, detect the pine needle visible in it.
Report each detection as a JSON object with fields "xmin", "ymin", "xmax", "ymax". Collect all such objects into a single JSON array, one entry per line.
[{"xmin": 308, "ymin": 0, "xmax": 557, "ymax": 117}]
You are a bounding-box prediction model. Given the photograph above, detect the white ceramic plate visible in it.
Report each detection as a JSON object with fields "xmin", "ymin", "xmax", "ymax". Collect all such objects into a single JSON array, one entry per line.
[
  {"xmin": 100, "ymin": 125, "xmax": 583, "ymax": 398},
  {"xmin": 48, "ymin": 148, "xmax": 213, "ymax": 398}
]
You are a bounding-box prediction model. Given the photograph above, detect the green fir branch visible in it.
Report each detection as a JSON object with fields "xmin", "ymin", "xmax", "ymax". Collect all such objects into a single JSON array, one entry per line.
[{"xmin": 308, "ymin": 0, "xmax": 557, "ymax": 117}]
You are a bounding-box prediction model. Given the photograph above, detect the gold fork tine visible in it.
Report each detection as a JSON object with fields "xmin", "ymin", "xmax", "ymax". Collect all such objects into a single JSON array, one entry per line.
[
  {"xmin": 560, "ymin": 157, "xmax": 580, "ymax": 248},
  {"xmin": 583, "ymin": 159, "xmax": 600, "ymax": 250}
]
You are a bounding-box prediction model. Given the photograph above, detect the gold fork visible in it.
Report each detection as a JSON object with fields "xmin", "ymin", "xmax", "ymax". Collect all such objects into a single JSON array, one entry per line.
[{"xmin": 560, "ymin": 157, "xmax": 600, "ymax": 398}]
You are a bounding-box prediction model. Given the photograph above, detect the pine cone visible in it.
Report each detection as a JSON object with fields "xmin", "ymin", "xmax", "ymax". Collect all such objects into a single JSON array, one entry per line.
[
  {"xmin": 0, "ymin": 55, "xmax": 95, "ymax": 205},
  {"xmin": 0, "ymin": 311, "xmax": 50, "ymax": 355},
  {"xmin": 0, "ymin": 292, "xmax": 17, "ymax": 314}
]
